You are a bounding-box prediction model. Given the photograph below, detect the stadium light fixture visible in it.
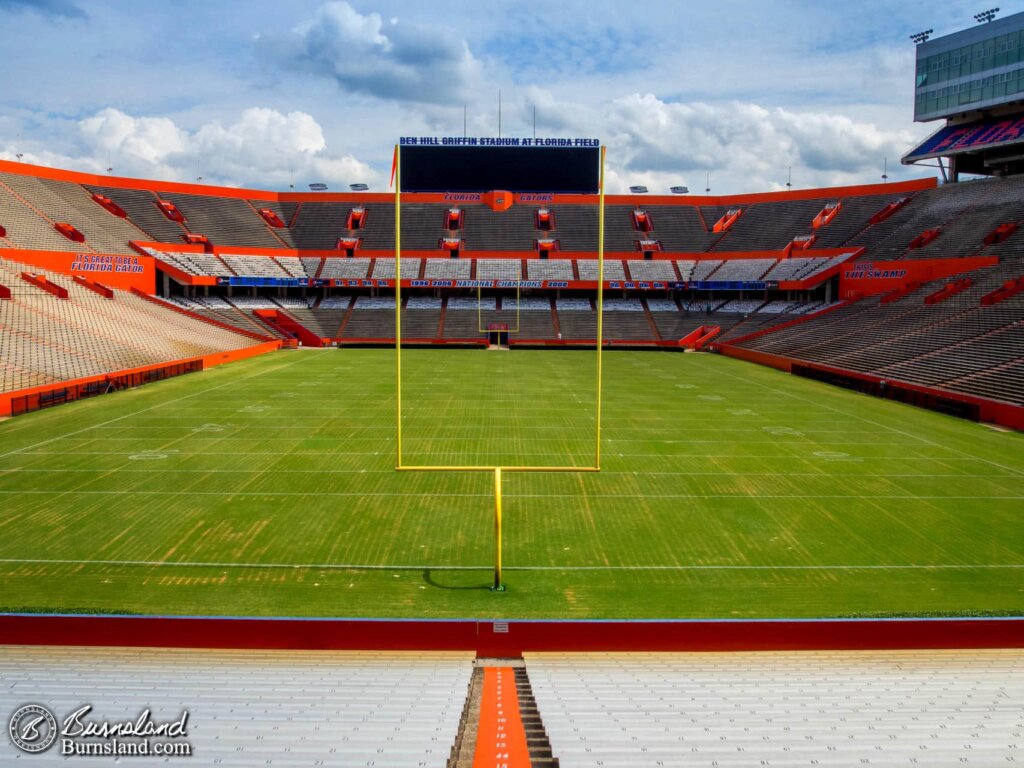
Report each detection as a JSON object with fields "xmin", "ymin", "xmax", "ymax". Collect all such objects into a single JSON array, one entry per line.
[
  {"xmin": 15, "ymin": 153, "xmax": 23, "ymax": 162},
  {"xmin": 974, "ymin": 7, "xmax": 999, "ymax": 23},
  {"xmin": 629, "ymin": 185, "xmax": 648, "ymax": 194},
  {"xmin": 349, "ymin": 183, "xmax": 369, "ymax": 191},
  {"xmin": 309, "ymin": 183, "xmax": 328, "ymax": 191},
  {"xmin": 670, "ymin": 186, "xmax": 689, "ymax": 194},
  {"xmin": 705, "ymin": 172, "xmax": 711, "ymax": 195},
  {"xmin": 910, "ymin": 29, "xmax": 933, "ymax": 44}
]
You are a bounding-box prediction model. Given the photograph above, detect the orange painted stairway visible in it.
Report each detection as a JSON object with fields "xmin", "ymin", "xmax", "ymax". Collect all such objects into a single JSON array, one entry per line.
[{"xmin": 452, "ymin": 665, "xmax": 557, "ymax": 768}]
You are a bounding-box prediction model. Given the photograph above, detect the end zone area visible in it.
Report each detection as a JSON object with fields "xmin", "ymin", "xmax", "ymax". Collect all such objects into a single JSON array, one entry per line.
[{"xmin": 0, "ymin": 349, "xmax": 1020, "ymax": 620}]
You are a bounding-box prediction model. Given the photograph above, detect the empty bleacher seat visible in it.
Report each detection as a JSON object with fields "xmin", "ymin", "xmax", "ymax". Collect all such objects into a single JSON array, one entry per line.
[
  {"xmin": 645, "ymin": 298, "xmax": 678, "ymax": 312},
  {"xmin": 355, "ymin": 296, "xmax": 396, "ymax": 309},
  {"xmin": 0, "ymin": 646, "xmax": 473, "ymax": 768},
  {"xmin": 0, "ymin": 257, "xmax": 261, "ymax": 392},
  {"xmin": 422, "ymin": 259, "xmax": 470, "ymax": 280},
  {"xmin": 447, "ymin": 296, "xmax": 494, "ymax": 311},
  {"xmin": 576, "ymin": 260, "xmax": 626, "ymax": 281},
  {"xmin": 373, "ymin": 258, "xmax": 422, "ymax": 280},
  {"xmin": 603, "ymin": 298, "xmax": 644, "ymax": 312},
  {"xmin": 526, "ymin": 260, "xmax": 574, "ymax": 280},
  {"xmin": 625, "ymin": 260, "xmax": 676, "ymax": 281},
  {"xmin": 475, "ymin": 259, "xmax": 522, "ymax": 280},
  {"xmin": 556, "ymin": 297, "xmax": 592, "ymax": 311},
  {"xmin": 321, "ymin": 258, "xmax": 371, "ymax": 280},
  {"xmin": 526, "ymin": 650, "xmax": 1024, "ymax": 768},
  {"xmin": 708, "ymin": 258, "xmax": 776, "ymax": 282},
  {"xmin": 406, "ymin": 296, "xmax": 442, "ymax": 309},
  {"xmin": 220, "ymin": 255, "xmax": 289, "ymax": 278}
]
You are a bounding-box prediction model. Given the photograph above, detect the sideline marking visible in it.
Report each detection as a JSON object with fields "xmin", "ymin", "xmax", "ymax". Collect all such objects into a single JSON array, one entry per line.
[
  {"xmin": 710, "ymin": 360, "xmax": 1024, "ymax": 477},
  {"xmin": 0, "ymin": 355, "xmax": 317, "ymax": 462}
]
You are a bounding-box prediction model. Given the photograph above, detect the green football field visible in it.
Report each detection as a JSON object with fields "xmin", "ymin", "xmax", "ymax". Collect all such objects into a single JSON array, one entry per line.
[{"xmin": 0, "ymin": 348, "xmax": 1021, "ymax": 619}]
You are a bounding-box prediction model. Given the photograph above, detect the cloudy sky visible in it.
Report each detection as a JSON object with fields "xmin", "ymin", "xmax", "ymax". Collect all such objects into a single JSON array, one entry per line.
[{"xmin": 0, "ymin": 0, "xmax": 1012, "ymax": 194}]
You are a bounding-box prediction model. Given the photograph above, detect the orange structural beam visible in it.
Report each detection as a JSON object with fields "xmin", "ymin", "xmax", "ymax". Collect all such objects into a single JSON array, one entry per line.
[
  {"xmin": 54, "ymin": 221, "xmax": 84, "ymax": 242},
  {"xmin": 984, "ymin": 221, "xmax": 1019, "ymax": 245},
  {"xmin": 678, "ymin": 324, "xmax": 720, "ymax": 349},
  {"xmin": 20, "ymin": 271, "xmax": 68, "ymax": 298},
  {"xmin": 72, "ymin": 275, "xmax": 113, "ymax": 299},
  {"xmin": 869, "ymin": 197, "xmax": 910, "ymax": 224},
  {"xmin": 981, "ymin": 276, "xmax": 1024, "ymax": 306},
  {"xmin": 908, "ymin": 228, "xmax": 940, "ymax": 249},
  {"xmin": 812, "ymin": 201, "xmax": 841, "ymax": 228},
  {"xmin": 924, "ymin": 277, "xmax": 972, "ymax": 305},
  {"xmin": 257, "ymin": 208, "xmax": 285, "ymax": 228},
  {"xmin": 712, "ymin": 208, "xmax": 742, "ymax": 233},
  {"xmin": 91, "ymin": 193, "xmax": 127, "ymax": 218},
  {"xmin": 472, "ymin": 667, "xmax": 531, "ymax": 768}
]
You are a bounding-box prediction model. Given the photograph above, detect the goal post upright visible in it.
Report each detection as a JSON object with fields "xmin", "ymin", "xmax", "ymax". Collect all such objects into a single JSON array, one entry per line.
[
  {"xmin": 394, "ymin": 144, "xmax": 403, "ymax": 469},
  {"xmin": 493, "ymin": 467, "xmax": 503, "ymax": 591},
  {"xmin": 595, "ymin": 145, "xmax": 606, "ymax": 470}
]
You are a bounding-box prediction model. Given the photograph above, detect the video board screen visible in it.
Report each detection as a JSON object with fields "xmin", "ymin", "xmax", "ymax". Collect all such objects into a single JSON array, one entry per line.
[{"xmin": 399, "ymin": 146, "xmax": 600, "ymax": 193}]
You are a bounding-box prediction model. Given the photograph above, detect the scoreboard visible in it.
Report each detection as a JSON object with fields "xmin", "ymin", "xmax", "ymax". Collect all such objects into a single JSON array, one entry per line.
[
  {"xmin": 914, "ymin": 11, "xmax": 1024, "ymax": 122},
  {"xmin": 399, "ymin": 145, "xmax": 600, "ymax": 194}
]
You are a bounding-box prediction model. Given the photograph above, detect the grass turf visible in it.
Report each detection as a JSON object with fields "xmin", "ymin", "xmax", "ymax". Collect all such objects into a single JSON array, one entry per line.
[{"xmin": 0, "ymin": 348, "xmax": 1021, "ymax": 619}]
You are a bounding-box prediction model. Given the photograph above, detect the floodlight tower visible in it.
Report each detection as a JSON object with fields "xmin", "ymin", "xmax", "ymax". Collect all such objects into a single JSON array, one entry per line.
[
  {"xmin": 974, "ymin": 8, "xmax": 1000, "ymax": 23},
  {"xmin": 910, "ymin": 29, "xmax": 933, "ymax": 44}
]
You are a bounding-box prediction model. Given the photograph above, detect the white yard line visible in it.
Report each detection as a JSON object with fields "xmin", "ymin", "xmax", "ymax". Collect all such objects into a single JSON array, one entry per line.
[
  {"xmin": 0, "ymin": 558, "xmax": 1019, "ymax": 572},
  {"xmin": 0, "ymin": 490, "xmax": 1018, "ymax": 500},
  {"xmin": 6, "ymin": 451, "xmax": 997, "ymax": 461},
  {"xmin": 2, "ymin": 468, "xmax": 1013, "ymax": 478}
]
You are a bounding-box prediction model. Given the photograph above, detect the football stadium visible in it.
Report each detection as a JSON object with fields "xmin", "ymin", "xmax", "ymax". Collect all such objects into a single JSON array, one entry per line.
[{"xmin": 1, "ymin": 3, "xmax": 1023, "ymax": 766}]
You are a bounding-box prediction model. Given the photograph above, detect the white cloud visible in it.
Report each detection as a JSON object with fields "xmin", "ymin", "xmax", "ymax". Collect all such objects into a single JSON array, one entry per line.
[
  {"xmin": 509, "ymin": 91, "xmax": 927, "ymax": 194},
  {"xmin": 262, "ymin": 1, "xmax": 480, "ymax": 104},
  {"xmin": 80, "ymin": 108, "xmax": 188, "ymax": 172},
  {"xmin": 2, "ymin": 107, "xmax": 377, "ymax": 190},
  {"xmin": 0, "ymin": 95, "xmax": 932, "ymax": 196}
]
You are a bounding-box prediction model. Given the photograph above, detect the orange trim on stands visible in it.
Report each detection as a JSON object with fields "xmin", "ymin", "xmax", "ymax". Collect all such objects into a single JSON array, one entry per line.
[
  {"xmin": 840, "ymin": 255, "xmax": 997, "ymax": 299},
  {"xmin": 0, "ymin": 158, "xmax": 935, "ymax": 206},
  {"xmin": 473, "ymin": 667, "xmax": 531, "ymax": 768},
  {"xmin": 199, "ymin": 340, "xmax": 281, "ymax": 369},
  {"xmin": 2, "ymin": 249, "xmax": 155, "ymax": 293}
]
